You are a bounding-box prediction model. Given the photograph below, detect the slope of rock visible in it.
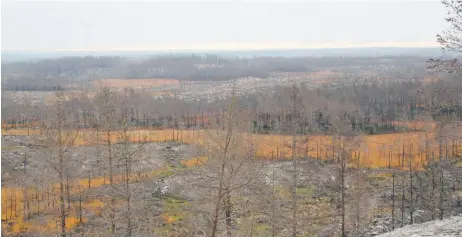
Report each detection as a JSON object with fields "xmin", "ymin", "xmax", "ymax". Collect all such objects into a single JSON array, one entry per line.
[{"xmin": 376, "ymin": 216, "xmax": 462, "ymax": 237}]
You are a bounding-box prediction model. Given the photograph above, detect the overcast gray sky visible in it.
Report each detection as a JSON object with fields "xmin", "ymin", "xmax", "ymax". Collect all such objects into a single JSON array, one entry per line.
[{"xmin": 1, "ymin": 0, "xmax": 448, "ymax": 51}]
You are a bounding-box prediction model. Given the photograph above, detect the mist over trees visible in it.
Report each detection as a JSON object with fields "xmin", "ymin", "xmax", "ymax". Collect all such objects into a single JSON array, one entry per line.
[{"xmin": 1, "ymin": 54, "xmax": 431, "ymax": 91}]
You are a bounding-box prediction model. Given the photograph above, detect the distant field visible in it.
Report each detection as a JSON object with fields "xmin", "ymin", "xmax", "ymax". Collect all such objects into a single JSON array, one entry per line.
[{"xmin": 94, "ymin": 79, "xmax": 180, "ymax": 88}]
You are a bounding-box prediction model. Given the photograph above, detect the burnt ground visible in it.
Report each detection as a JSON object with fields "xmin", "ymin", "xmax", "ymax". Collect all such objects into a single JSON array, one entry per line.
[
  {"xmin": 2, "ymin": 134, "xmax": 462, "ymax": 236},
  {"xmin": 157, "ymin": 157, "xmax": 462, "ymax": 236},
  {"xmin": 1, "ymin": 135, "xmax": 200, "ymax": 187}
]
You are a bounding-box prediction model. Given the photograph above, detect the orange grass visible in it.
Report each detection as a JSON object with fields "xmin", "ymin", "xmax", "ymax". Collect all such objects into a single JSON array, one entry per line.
[
  {"xmin": 161, "ymin": 213, "xmax": 181, "ymax": 224},
  {"xmin": 1, "ymin": 164, "xmax": 175, "ymax": 234},
  {"xmin": 1, "ymin": 122, "xmax": 39, "ymax": 129},
  {"xmin": 1, "ymin": 128, "xmax": 40, "ymax": 136},
  {"xmin": 3, "ymin": 127, "xmax": 461, "ymax": 170}
]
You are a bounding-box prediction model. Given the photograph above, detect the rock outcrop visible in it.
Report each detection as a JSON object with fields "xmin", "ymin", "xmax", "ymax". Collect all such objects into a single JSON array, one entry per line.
[{"xmin": 376, "ymin": 216, "xmax": 462, "ymax": 237}]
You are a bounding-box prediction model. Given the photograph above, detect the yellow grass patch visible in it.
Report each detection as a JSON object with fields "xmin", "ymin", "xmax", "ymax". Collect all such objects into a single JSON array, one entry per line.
[{"xmin": 2, "ymin": 129, "xmax": 39, "ymax": 136}]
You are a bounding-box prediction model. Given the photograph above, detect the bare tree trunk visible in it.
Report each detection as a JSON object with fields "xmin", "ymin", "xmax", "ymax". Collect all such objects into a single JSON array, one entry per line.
[
  {"xmin": 66, "ymin": 176, "xmax": 71, "ymax": 212},
  {"xmin": 409, "ymin": 144, "xmax": 414, "ymax": 224},
  {"xmin": 209, "ymin": 121, "xmax": 233, "ymax": 237},
  {"xmin": 79, "ymin": 189, "xmax": 83, "ymax": 225},
  {"xmin": 290, "ymin": 84, "xmax": 299, "ymax": 237},
  {"xmin": 439, "ymin": 169, "xmax": 444, "ymax": 220},
  {"xmin": 392, "ymin": 161, "xmax": 396, "ymax": 230},
  {"xmin": 23, "ymin": 152, "xmax": 29, "ymax": 220},
  {"xmin": 107, "ymin": 129, "xmax": 115, "ymax": 235},
  {"xmin": 432, "ymin": 152, "xmax": 436, "ymax": 220},
  {"xmin": 224, "ymin": 187, "xmax": 232, "ymax": 237},
  {"xmin": 341, "ymin": 145, "xmax": 346, "ymax": 237},
  {"xmin": 291, "ymin": 135, "xmax": 297, "ymax": 237},
  {"xmin": 271, "ymin": 163, "xmax": 276, "ymax": 237},
  {"xmin": 401, "ymin": 144, "xmax": 406, "ymax": 227},
  {"xmin": 123, "ymin": 105, "xmax": 133, "ymax": 237},
  {"xmin": 57, "ymin": 116, "xmax": 67, "ymax": 237},
  {"xmin": 210, "ymin": 160, "xmax": 225, "ymax": 237}
]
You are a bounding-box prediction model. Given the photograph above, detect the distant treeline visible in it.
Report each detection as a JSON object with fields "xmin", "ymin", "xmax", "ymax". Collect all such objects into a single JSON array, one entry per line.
[
  {"xmin": 1, "ymin": 55, "xmax": 429, "ymax": 91},
  {"xmin": 4, "ymin": 77, "xmax": 461, "ymax": 137}
]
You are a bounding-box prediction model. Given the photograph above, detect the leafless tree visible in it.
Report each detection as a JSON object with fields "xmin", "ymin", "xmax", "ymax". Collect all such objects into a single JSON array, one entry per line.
[
  {"xmin": 190, "ymin": 89, "xmax": 257, "ymax": 237},
  {"xmin": 40, "ymin": 89, "xmax": 80, "ymax": 237},
  {"xmin": 428, "ymin": 0, "xmax": 462, "ymax": 74}
]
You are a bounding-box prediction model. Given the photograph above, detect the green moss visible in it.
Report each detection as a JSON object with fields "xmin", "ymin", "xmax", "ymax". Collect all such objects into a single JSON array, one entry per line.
[
  {"xmin": 455, "ymin": 161, "xmax": 462, "ymax": 168},
  {"xmin": 366, "ymin": 172, "xmax": 392, "ymax": 182},
  {"xmin": 255, "ymin": 223, "xmax": 270, "ymax": 231},
  {"xmin": 176, "ymin": 163, "xmax": 187, "ymax": 169},
  {"xmin": 1, "ymin": 146, "xmax": 20, "ymax": 150},
  {"xmin": 296, "ymin": 186, "xmax": 315, "ymax": 197},
  {"xmin": 318, "ymin": 196, "xmax": 332, "ymax": 203},
  {"xmin": 158, "ymin": 167, "xmax": 175, "ymax": 178},
  {"xmin": 164, "ymin": 196, "xmax": 187, "ymax": 210}
]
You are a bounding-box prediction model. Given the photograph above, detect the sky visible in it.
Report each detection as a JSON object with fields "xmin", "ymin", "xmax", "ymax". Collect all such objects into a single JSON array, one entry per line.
[{"xmin": 1, "ymin": 0, "xmax": 448, "ymax": 51}]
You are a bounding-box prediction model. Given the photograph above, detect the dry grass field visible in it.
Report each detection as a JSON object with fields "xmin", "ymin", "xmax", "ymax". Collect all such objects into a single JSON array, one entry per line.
[{"xmin": 3, "ymin": 122, "xmax": 461, "ymax": 170}]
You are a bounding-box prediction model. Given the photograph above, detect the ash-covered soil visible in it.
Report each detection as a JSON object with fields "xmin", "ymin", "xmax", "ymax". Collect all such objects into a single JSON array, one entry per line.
[
  {"xmin": 3, "ymin": 134, "xmax": 462, "ymax": 236},
  {"xmin": 376, "ymin": 215, "xmax": 462, "ymax": 237},
  {"xmin": 1, "ymin": 135, "xmax": 200, "ymax": 187}
]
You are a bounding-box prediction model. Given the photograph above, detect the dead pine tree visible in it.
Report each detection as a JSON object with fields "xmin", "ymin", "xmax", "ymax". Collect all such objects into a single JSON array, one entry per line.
[
  {"xmin": 439, "ymin": 168, "xmax": 445, "ymax": 220},
  {"xmin": 41, "ymin": 88, "xmax": 80, "ymax": 237},
  {"xmin": 329, "ymin": 102, "xmax": 360, "ymax": 237},
  {"xmin": 354, "ymin": 150, "xmax": 364, "ymax": 236},
  {"xmin": 390, "ymin": 147, "xmax": 396, "ymax": 230},
  {"xmin": 203, "ymin": 88, "xmax": 256, "ymax": 237},
  {"xmin": 401, "ymin": 142, "xmax": 406, "ymax": 227},
  {"xmin": 22, "ymin": 152, "xmax": 29, "ymax": 221},
  {"xmin": 270, "ymin": 161, "xmax": 277, "ymax": 237},
  {"xmin": 96, "ymin": 86, "xmax": 118, "ymax": 235},
  {"xmin": 409, "ymin": 144, "xmax": 414, "ymax": 224},
  {"xmin": 278, "ymin": 83, "xmax": 308, "ymax": 237},
  {"xmin": 290, "ymin": 84, "xmax": 300, "ymax": 237},
  {"xmin": 78, "ymin": 186, "xmax": 83, "ymax": 226},
  {"xmin": 340, "ymin": 143, "xmax": 347, "ymax": 237},
  {"xmin": 118, "ymin": 89, "xmax": 148, "ymax": 237}
]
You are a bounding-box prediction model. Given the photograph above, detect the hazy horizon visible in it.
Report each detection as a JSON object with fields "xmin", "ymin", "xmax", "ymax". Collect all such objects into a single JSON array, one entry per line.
[{"xmin": 2, "ymin": 0, "xmax": 447, "ymax": 51}]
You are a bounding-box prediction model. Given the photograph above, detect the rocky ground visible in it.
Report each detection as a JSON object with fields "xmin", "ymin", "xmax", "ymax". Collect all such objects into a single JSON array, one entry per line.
[
  {"xmin": 1, "ymin": 135, "xmax": 199, "ymax": 187},
  {"xmin": 376, "ymin": 215, "xmax": 462, "ymax": 237}
]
